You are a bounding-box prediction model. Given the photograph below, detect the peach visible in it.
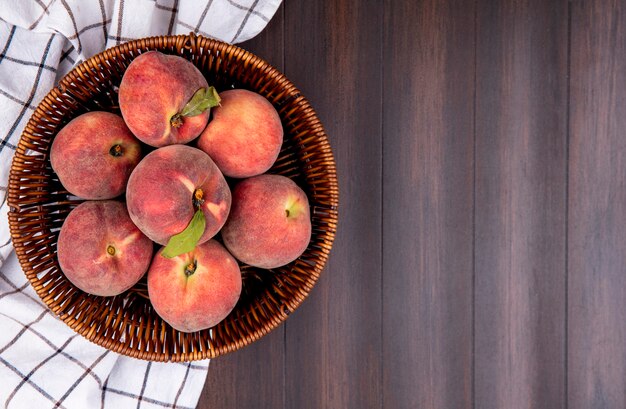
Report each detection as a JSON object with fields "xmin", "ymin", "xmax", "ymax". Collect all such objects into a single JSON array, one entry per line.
[
  {"xmin": 126, "ymin": 144, "xmax": 231, "ymax": 245},
  {"xmin": 148, "ymin": 240, "xmax": 242, "ymax": 332},
  {"xmin": 197, "ymin": 89, "xmax": 283, "ymax": 178},
  {"xmin": 50, "ymin": 111, "xmax": 141, "ymax": 199},
  {"xmin": 57, "ymin": 200, "xmax": 153, "ymax": 296},
  {"xmin": 221, "ymin": 174, "xmax": 311, "ymax": 269},
  {"xmin": 119, "ymin": 51, "xmax": 213, "ymax": 147}
]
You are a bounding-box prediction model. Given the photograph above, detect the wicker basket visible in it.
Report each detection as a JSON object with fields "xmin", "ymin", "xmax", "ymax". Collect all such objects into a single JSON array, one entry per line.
[{"xmin": 7, "ymin": 33, "xmax": 338, "ymax": 361}]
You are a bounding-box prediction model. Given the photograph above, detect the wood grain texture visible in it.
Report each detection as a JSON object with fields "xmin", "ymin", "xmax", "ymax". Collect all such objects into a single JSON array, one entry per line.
[
  {"xmin": 282, "ymin": 0, "xmax": 382, "ymax": 408},
  {"xmin": 382, "ymin": 1, "xmax": 474, "ymax": 408},
  {"xmin": 473, "ymin": 1, "xmax": 568, "ymax": 408},
  {"xmin": 197, "ymin": 6, "xmax": 285, "ymax": 409},
  {"xmin": 197, "ymin": 1, "xmax": 626, "ymax": 408},
  {"xmin": 198, "ymin": 329, "xmax": 285, "ymax": 409},
  {"xmin": 568, "ymin": 2, "xmax": 626, "ymax": 408}
]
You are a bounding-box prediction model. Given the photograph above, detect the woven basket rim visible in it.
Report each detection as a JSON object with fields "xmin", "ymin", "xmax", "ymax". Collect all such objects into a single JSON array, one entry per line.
[{"xmin": 7, "ymin": 33, "xmax": 339, "ymax": 361}]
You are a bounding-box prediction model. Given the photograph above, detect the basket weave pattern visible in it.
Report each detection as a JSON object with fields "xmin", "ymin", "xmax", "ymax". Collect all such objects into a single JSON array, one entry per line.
[{"xmin": 7, "ymin": 34, "xmax": 338, "ymax": 361}]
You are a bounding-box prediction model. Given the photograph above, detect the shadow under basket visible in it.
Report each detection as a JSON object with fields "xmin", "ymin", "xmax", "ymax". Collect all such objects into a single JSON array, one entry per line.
[{"xmin": 7, "ymin": 34, "xmax": 338, "ymax": 361}]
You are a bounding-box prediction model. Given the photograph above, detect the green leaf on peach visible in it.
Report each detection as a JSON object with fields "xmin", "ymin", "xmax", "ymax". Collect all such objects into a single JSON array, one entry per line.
[
  {"xmin": 161, "ymin": 209, "xmax": 206, "ymax": 258},
  {"xmin": 180, "ymin": 86, "xmax": 221, "ymax": 117}
]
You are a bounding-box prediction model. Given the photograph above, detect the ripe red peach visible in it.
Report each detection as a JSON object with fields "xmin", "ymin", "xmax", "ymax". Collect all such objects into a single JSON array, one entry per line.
[
  {"xmin": 148, "ymin": 240, "xmax": 242, "ymax": 332},
  {"xmin": 126, "ymin": 144, "xmax": 231, "ymax": 245},
  {"xmin": 221, "ymin": 174, "xmax": 311, "ymax": 269},
  {"xmin": 119, "ymin": 51, "xmax": 210, "ymax": 147},
  {"xmin": 50, "ymin": 111, "xmax": 141, "ymax": 199},
  {"xmin": 57, "ymin": 200, "xmax": 153, "ymax": 296},
  {"xmin": 196, "ymin": 89, "xmax": 283, "ymax": 178}
]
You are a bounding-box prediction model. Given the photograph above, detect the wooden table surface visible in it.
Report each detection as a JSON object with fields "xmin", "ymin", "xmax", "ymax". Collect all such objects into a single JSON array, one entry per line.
[{"xmin": 198, "ymin": 1, "xmax": 626, "ymax": 408}]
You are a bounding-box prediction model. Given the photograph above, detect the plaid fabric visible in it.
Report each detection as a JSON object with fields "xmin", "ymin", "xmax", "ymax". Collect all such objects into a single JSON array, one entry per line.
[{"xmin": 0, "ymin": 1, "xmax": 280, "ymax": 408}]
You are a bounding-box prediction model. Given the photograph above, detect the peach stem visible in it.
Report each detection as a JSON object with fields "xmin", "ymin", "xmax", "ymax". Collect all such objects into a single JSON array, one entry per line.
[
  {"xmin": 185, "ymin": 260, "xmax": 197, "ymax": 276},
  {"xmin": 170, "ymin": 114, "xmax": 184, "ymax": 128},
  {"xmin": 109, "ymin": 144, "xmax": 124, "ymax": 157},
  {"xmin": 193, "ymin": 188, "xmax": 205, "ymax": 208}
]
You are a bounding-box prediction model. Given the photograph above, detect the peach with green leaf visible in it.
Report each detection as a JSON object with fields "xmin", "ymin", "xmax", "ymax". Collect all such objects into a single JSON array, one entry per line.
[
  {"xmin": 119, "ymin": 51, "xmax": 220, "ymax": 147},
  {"xmin": 148, "ymin": 240, "xmax": 242, "ymax": 332},
  {"xmin": 126, "ymin": 144, "xmax": 231, "ymax": 246}
]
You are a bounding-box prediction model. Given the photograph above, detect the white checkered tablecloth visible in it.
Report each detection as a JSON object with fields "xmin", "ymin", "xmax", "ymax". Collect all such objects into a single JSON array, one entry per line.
[{"xmin": 0, "ymin": 1, "xmax": 281, "ymax": 408}]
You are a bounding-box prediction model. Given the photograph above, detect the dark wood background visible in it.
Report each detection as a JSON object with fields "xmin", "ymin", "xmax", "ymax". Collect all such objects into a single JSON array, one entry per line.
[{"xmin": 198, "ymin": 0, "xmax": 626, "ymax": 408}]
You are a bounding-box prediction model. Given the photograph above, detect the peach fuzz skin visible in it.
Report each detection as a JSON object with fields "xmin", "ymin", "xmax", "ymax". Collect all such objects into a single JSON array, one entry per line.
[
  {"xmin": 57, "ymin": 201, "xmax": 153, "ymax": 297},
  {"xmin": 221, "ymin": 174, "xmax": 312, "ymax": 269},
  {"xmin": 197, "ymin": 89, "xmax": 283, "ymax": 178},
  {"xmin": 148, "ymin": 240, "xmax": 242, "ymax": 332},
  {"xmin": 126, "ymin": 144, "xmax": 231, "ymax": 245},
  {"xmin": 50, "ymin": 111, "xmax": 141, "ymax": 200},
  {"xmin": 119, "ymin": 51, "xmax": 209, "ymax": 147}
]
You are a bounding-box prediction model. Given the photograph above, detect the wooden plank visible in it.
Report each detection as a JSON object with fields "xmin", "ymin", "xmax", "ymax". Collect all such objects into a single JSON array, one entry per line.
[
  {"xmin": 381, "ymin": 1, "xmax": 474, "ymax": 408},
  {"xmin": 569, "ymin": 2, "xmax": 626, "ymax": 407},
  {"xmin": 197, "ymin": 6, "xmax": 285, "ymax": 409},
  {"xmin": 282, "ymin": 0, "xmax": 382, "ymax": 408},
  {"xmin": 198, "ymin": 329, "xmax": 285, "ymax": 409},
  {"xmin": 473, "ymin": 1, "xmax": 568, "ymax": 408}
]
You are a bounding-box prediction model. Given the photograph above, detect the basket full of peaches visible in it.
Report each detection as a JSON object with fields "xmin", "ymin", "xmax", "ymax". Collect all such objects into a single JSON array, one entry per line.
[{"xmin": 8, "ymin": 36, "xmax": 338, "ymax": 360}]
